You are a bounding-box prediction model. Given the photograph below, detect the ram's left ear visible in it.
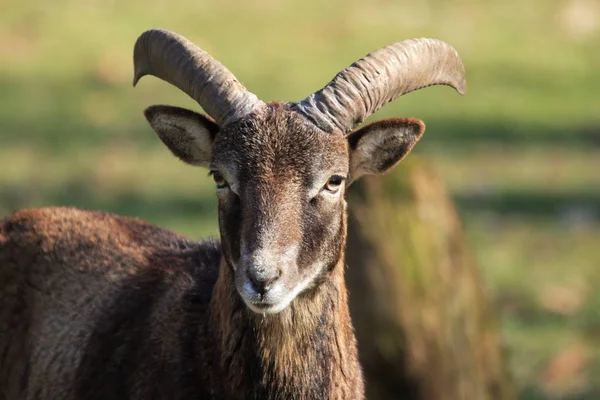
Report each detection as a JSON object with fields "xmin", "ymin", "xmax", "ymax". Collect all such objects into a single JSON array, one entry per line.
[{"xmin": 347, "ymin": 117, "xmax": 425, "ymax": 183}]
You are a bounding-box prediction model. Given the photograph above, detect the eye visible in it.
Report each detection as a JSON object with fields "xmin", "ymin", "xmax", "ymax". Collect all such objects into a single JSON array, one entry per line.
[
  {"xmin": 210, "ymin": 171, "xmax": 229, "ymax": 189},
  {"xmin": 323, "ymin": 175, "xmax": 345, "ymax": 194}
]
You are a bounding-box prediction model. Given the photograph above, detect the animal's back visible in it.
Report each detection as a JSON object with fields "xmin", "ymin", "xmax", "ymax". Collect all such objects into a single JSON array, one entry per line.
[{"xmin": 0, "ymin": 207, "xmax": 221, "ymax": 399}]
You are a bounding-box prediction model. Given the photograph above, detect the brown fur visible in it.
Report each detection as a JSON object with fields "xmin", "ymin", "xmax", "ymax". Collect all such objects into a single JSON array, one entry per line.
[
  {"xmin": 0, "ymin": 206, "xmax": 361, "ymax": 399},
  {"xmin": 1, "ymin": 101, "xmax": 423, "ymax": 399}
]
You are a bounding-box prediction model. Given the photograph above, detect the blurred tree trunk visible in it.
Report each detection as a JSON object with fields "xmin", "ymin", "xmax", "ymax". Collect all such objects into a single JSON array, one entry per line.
[{"xmin": 346, "ymin": 158, "xmax": 513, "ymax": 400}]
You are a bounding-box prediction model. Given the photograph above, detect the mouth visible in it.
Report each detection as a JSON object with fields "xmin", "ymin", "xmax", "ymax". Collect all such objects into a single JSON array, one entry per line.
[
  {"xmin": 245, "ymin": 299, "xmax": 289, "ymax": 314},
  {"xmin": 236, "ymin": 279, "xmax": 293, "ymax": 314}
]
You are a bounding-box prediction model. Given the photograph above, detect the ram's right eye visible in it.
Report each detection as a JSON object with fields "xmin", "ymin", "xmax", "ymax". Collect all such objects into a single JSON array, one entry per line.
[
  {"xmin": 210, "ymin": 171, "xmax": 229, "ymax": 189},
  {"xmin": 323, "ymin": 175, "xmax": 345, "ymax": 194}
]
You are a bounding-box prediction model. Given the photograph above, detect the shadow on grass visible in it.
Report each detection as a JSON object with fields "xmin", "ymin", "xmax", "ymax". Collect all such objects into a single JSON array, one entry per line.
[
  {"xmin": 454, "ymin": 191, "xmax": 600, "ymax": 220},
  {"xmin": 420, "ymin": 119, "xmax": 600, "ymax": 149},
  {"xmin": 520, "ymin": 386, "xmax": 600, "ymax": 400},
  {"xmin": 1, "ymin": 115, "xmax": 599, "ymax": 151}
]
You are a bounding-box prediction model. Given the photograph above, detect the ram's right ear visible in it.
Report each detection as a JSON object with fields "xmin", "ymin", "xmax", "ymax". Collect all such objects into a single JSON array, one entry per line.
[{"xmin": 144, "ymin": 105, "xmax": 219, "ymax": 167}]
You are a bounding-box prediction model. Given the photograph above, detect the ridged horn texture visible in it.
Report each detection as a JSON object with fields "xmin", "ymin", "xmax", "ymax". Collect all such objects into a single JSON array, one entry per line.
[
  {"xmin": 133, "ymin": 29, "xmax": 263, "ymax": 126},
  {"xmin": 291, "ymin": 38, "xmax": 467, "ymax": 134}
]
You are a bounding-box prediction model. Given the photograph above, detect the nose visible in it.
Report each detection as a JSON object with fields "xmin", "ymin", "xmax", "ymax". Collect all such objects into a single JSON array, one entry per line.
[{"xmin": 247, "ymin": 268, "xmax": 282, "ymax": 295}]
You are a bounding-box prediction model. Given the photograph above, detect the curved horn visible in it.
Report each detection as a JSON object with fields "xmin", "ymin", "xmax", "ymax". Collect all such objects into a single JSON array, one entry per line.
[
  {"xmin": 133, "ymin": 29, "xmax": 263, "ymax": 126},
  {"xmin": 291, "ymin": 38, "xmax": 466, "ymax": 133}
]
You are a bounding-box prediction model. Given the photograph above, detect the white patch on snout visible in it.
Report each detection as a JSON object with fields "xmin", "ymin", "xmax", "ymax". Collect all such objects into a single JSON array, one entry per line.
[
  {"xmin": 244, "ymin": 243, "xmax": 298, "ymax": 273},
  {"xmin": 243, "ymin": 262, "xmax": 324, "ymax": 314},
  {"xmin": 237, "ymin": 242, "xmax": 325, "ymax": 314}
]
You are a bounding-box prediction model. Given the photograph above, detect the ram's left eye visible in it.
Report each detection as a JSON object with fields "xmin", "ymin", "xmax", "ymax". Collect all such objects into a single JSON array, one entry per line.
[
  {"xmin": 210, "ymin": 171, "xmax": 229, "ymax": 189},
  {"xmin": 323, "ymin": 175, "xmax": 345, "ymax": 194}
]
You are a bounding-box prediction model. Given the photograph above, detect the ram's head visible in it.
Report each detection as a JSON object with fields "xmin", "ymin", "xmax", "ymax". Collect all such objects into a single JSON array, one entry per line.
[{"xmin": 134, "ymin": 29, "xmax": 466, "ymax": 313}]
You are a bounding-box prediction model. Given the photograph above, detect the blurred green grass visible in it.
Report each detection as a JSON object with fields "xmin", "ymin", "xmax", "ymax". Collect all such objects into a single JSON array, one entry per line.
[{"xmin": 1, "ymin": 0, "xmax": 599, "ymax": 398}]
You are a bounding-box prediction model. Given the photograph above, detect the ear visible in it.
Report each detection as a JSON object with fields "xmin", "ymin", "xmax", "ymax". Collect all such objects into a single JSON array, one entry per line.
[
  {"xmin": 347, "ymin": 117, "xmax": 425, "ymax": 183},
  {"xmin": 144, "ymin": 105, "xmax": 219, "ymax": 167}
]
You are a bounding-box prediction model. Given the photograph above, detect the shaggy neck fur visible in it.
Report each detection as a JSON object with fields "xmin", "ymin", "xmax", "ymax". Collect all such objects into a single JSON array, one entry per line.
[{"xmin": 208, "ymin": 257, "xmax": 363, "ymax": 399}]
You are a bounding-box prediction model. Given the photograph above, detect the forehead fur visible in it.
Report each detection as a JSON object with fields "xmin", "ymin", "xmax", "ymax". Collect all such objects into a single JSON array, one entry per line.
[{"xmin": 212, "ymin": 102, "xmax": 348, "ymax": 181}]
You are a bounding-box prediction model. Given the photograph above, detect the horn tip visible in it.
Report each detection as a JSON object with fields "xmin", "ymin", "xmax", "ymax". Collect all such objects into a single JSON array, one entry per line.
[
  {"xmin": 132, "ymin": 65, "xmax": 147, "ymax": 87},
  {"xmin": 453, "ymin": 74, "xmax": 467, "ymax": 95}
]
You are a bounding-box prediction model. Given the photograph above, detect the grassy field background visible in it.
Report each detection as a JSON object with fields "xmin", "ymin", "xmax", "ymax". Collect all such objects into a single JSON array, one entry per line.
[{"xmin": 1, "ymin": 0, "xmax": 599, "ymax": 398}]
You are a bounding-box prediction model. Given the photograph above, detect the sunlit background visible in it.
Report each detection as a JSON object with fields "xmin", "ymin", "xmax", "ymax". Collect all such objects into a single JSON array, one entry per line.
[{"xmin": 1, "ymin": 0, "xmax": 599, "ymax": 398}]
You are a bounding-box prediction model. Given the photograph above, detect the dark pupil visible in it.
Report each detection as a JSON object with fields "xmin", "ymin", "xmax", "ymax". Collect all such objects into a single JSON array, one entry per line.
[
  {"xmin": 329, "ymin": 176, "xmax": 342, "ymax": 186},
  {"xmin": 213, "ymin": 173, "xmax": 225, "ymax": 186}
]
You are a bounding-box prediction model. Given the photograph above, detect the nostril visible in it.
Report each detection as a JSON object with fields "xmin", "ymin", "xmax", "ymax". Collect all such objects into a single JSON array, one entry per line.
[
  {"xmin": 248, "ymin": 273, "xmax": 263, "ymax": 293},
  {"xmin": 262, "ymin": 276, "xmax": 277, "ymax": 289},
  {"xmin": 248, "ymin": 269, "xmax": 281, "ymax": 295},
  {"xmin": 266, "ymin": 268, "xmax": 282, "ymax": 285}
]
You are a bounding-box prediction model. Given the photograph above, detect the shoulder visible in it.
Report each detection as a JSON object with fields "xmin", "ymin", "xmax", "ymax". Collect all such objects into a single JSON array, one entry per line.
[
  {"xmin": 0, "ymin": 207, "xmax": 221, "ymax": 279},
  {"xmin": 1, "ymin": 207, "xmax": 188, "ymax": 254}
]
